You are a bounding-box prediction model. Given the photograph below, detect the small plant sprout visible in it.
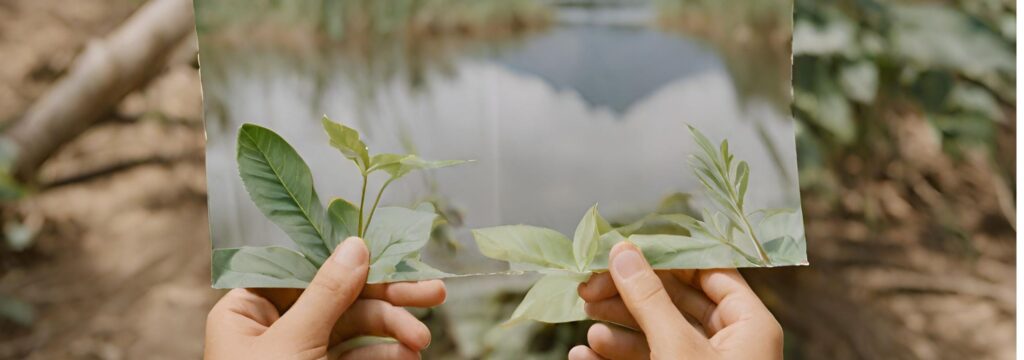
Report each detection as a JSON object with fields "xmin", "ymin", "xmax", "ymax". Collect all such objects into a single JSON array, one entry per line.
[
  {"xmin": 471, "ymin": 125, "xmax": 805, "ymax": 324},
  {"xmin": 687, "ymin": 125, "xmax": 771, "ymax": 265},
  {"xmin": 212, "ymin": 116, "xmax": 469, "ymax": 288}
]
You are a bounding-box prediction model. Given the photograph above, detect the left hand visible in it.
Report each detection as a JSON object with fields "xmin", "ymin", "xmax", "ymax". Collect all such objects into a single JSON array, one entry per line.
[{"xmin": 204, "ymin": 237, "xmax": 446, "ymax": 360}]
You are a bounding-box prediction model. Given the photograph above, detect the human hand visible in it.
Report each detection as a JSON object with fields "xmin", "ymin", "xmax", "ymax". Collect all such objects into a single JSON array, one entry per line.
[
  {"xmin": 204, "ymin": 237, "xmax": 446, "ymax": 360},
  {"xmin": 570, "ymin": 242, "xmax": 782, "ymax": 360}
]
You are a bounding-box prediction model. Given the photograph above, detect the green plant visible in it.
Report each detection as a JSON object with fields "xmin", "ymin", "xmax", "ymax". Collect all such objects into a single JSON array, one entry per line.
[
  {"xmin": 472, "ymin": 126, "xmax": 805, "ymax": 324},
  {"xmin": 212, "ymin": 116, "xmax": 469, "ymax": 288}
]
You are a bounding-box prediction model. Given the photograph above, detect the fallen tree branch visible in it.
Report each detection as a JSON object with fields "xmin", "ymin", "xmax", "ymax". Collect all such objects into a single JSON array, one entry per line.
[
  {"xmin": 2, "ymin": 0, "xmax": 194, "ymax": 183},
  {"xmin": 41, "ymin": 151, "xmax": 204, "ymax": 190}
]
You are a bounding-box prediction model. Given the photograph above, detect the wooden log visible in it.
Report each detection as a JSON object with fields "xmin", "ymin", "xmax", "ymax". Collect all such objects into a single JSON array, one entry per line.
[{"xmin": 3, "ymin": 0, "xmax": 194, "ymax": 182}]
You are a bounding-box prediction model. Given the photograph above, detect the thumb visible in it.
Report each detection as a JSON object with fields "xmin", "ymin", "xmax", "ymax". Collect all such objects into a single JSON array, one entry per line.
[
  {"xmin": 608, "ymin": 242, "xmax": 711, "ymax": 356},
  {"xmin": 270, "ymin": 237, "xmax": 369, "ymax": 338}
]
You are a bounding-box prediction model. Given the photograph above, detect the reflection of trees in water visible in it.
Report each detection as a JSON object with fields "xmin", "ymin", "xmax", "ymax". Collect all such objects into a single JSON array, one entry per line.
[
  {"xmin": 197, "ymin": 0, "xmax": 552, "ymax": 134},
  {"xmin": 653, "ymin": 0, "xmax": 795, "ymax": 196},
  {"xmin": 654, "ymin": 0, "xmax": 791, "ymax": 110}
]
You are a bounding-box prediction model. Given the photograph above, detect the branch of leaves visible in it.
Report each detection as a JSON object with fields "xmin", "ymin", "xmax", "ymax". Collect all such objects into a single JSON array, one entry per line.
[
  {"xmin": 212, "ymin": 117, "xmax": 469, "ymax": 288},
  {"xmin": 472, "ymin": 204, "xmax": 805, "ymax": 324},
  {"xmin": 471, "ymin": 127, "xmax": 806, "ymax": 324}
]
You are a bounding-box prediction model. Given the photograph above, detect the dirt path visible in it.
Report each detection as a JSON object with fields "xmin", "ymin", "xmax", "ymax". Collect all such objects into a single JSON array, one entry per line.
[{"xmin": 0, "ymin": 1, "xmax": 219, "ymax": 358}]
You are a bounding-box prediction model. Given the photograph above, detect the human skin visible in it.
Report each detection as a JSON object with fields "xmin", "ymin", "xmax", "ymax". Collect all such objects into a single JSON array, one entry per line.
[
  {"xmin": 204, "ymin": 237, "xmax": 446, "ymax": 360},
  {"xmin": 570, "ymin": 242, "xmax": 783, "ymax": 360}
]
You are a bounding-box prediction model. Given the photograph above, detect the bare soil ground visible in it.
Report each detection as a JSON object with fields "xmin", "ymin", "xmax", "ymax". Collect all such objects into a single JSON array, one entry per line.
[{"xmin": 0, "ymin": 1, "xmax": 219, "ymax": 358}]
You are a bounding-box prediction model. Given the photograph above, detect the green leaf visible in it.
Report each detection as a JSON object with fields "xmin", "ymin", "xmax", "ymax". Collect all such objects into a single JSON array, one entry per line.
[
  {"xmin": 839, "ymin": 60, "xmax": 879, "ymax": 104},
  {"xmin": 0, "ymin": 171, "xmax": 24, "ymax": 201},
  {"xmin": 595, "ymin": 210, "xmax": 614, "ymax": 234},
  {"xmin": 321, "ymin": 116, "xmax": 370, "ymax": 172},
  {"xmin": 890, "ymin": 4, "xmax": 1015, "ymax": 83},
  {"xmin": 506, "ymin": 274, "xmax": 587, "ymax": 325},
  {"xmin": 237, "ymin": 124, "xmax": 331, "ymax": 266},
  {"xmin": 572, "ymin": 205, "xmax": 602, "ymax": 271},
  {"xmin": 0, "ymin": 296, "xmax": 34, "ymax": 327},
  {"xmin": 371, "ymin": 154, "xmax": 470, "ymax": 180},
  {"xmin": 588, "ymin": 230, "xmax": 627, "ymax": 270},
  {"xmin": 364, "ymin": 207, "xmax": 437, "ymax": 283},
  {"xmin": 792, "ymin": 14, "xmax": 856, "ymax": 56},
  {"xmin": 763, "ymin": 236, "xmax": 807, "ymax": 265},
  {"xmin": 736, "ymin": 161, "xmax": 750, "ymax": 208},
  {"xmin": 212, "ymin": 246, "xmax": 318, "ymax": 289},
  {"xmin": 381, "ymin": 257, "xmax": 453, "ymax": 282},
  {"xmin": 327, "ymin": 198, "xmax": 360, "ymax": 250},
  {"xmin": 628, "ymin": 235, "xmax": 758, "ymax": 269},
  {"xmin": 367, "ymin": 153, "xmax": 408, "ymax": 173},
  {"xmin": 472, "ymin": 226, "xmax": 576, "ymax": 270},
  {"xmin": 688, "ymin": 125, "xmax": 718, "ymax": 162},
  {"xmin": 756, "ymin": 209, "xmax": 808, "ymax": 265}
]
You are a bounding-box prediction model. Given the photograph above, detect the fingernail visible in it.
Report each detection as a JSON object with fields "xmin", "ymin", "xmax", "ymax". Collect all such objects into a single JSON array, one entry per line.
[
  {"xmin": 612, "ymin": 245, "xmax": 644, "ymax": 279},
  {"xmin": 332, "ymin": 237, "xmax": 367, "ymax": 267}
]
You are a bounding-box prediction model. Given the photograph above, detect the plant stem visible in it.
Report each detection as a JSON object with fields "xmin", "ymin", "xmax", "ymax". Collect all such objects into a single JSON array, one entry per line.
[
  {"xmin": 741, "ymin": 216, "xmax": 771, "ymax": 266},
  {"xmin": 718, "ymin": 154, "xmax": 772, "ymax": 266},
  {"xmin": 357, "ymin": 174, "xmax": 368, "ymax": 237},
  {"xmin": 363, "ymin": 177, "xmax": 394, "ymax": 235}
]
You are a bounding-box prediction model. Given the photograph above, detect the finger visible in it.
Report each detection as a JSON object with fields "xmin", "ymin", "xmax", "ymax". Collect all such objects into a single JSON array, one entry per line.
[
  {"xmin": 568, "ymin": 345, "xmax": 607, "ymax": 360},
  {"xmin": 670, "ymin": 269, "xmax": 699, "ymax": 289},
  {"xmin": 271, "ymin": 237, "xmax": 369, "ymax": 337},
  {"xmin": 697, "ymin": 269, "xmax": 772, "ymax": 334},
  {"xmin": 584, "ymin": 296, "xmax": 639, "ymax": 330},
  {"xmin": 248, "ymin": 288, "xmax": 301, "ymax": 314},
  {"xmin": 206, "ymin": 289, "xmax": 279, "ymax": 333},
  {"xmin": 337, "ymin": 343, "xmax": 420, "ymax": 360},
  {"xmin": 697, "ymin": 269, "xmax": 755, "ymax": 304},
  {"xmin": 608, "ymin": 242, "xmax": 710, "ymax": 355},
  {"xmin": 578, "ymin": 272, "xmax": 618, "ymax": 302},
  {"xmin": 362, "ymin": 280, "xmax": 447, "ymax": 307},
  {"xmin": 658, "ymin": 272, "xmax": 717, "ymax": 336},
  {"xmin": 587, "ymin": 323, "xmax": 651, "ymax": 360},
  {"xmin": 332, "ymin": 299, "xmax": 431, "ymax": 351}
]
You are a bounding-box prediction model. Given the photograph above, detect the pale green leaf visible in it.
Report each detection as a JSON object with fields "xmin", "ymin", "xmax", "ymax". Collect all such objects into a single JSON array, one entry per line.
[
  {"xmin": 0, "ymin": 170, "xmax": 24, "ymax": 201},
  {"xmin": 628, "ymin": 235, "xmax": 758, "ymax": 269},
  {"xmin": 793, "ymin": 84, "xmax": 856, "ymax": 144},
  {"xmin": 736, "ymin": 161, "xmax": 750, "ymax": 208},
  {"xmin": 763, "ymin": 236, "xmax": 807, "ymax": 265},
  {"xmin": 588, "ymin": 230, "xmax": 626, "ymax": 270},
  {"xmin": 327, "ymin": 198, "xmax": 359, "ymax": 250},
  {"xmin": 321, "ymin": 116, "xmax": 370, "ymax": 172},
  {"xmin": 506, "ymin": 274, "xmax": 587, "ymax": 325},
  {"xmin": 0, "ymin": 296, "xmax": 33, "ymax": 326},
  {"xmin": 839, "ymin": 60, "xmax": 879, "ymax": 104},
  {"xmin": 237, "ymin": 124, "xmax": 330, "ymax": 266},
  {"xmin": 756, "ymin": 209, "xmax": 808, "ymax": 265},
  {"xmin": 367, "ymin": 153, "xmax": 408, "ymax": 173},
  {"xmin": 792, "ymin": 15, "xmax": 856, "ymax": 56},
  {"xmin": 212, "ymin": 246, "xmax": 318, "ymax": 289},
  {"xmin": 371, "ymin": 154, "xmax": 470, "ymax": 180},
  {"xmin": 380, "ymin": 257, "xmax": 453, "ymax": 282},
  {"xmin": 364, "ymin": 207, "xmax": 437, "ymax": 283},
  {"xmin": 572, "ymin": 205, "xmax": 602, "ymax": 271},
  {"xmin": 595, "ymin": 209, "xmax": 614, "ymax": 234},
  {"xmin": 472, "ymin": 226, "xmax": 576, "ymax": 270},
  {"xmin": 687, "ymin": 125, "xmax": 718, "ymax": 162}
]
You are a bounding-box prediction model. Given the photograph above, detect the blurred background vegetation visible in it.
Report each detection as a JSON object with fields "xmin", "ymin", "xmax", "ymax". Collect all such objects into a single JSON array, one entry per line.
[{"xmin": 0, "ymin": 0, "xmax": 1015, "ymax": 359}]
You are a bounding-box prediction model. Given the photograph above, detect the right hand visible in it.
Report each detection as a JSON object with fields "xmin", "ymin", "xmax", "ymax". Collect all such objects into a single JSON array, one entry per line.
[{"xmin": 570, "ymin": 242, "xmax": 783, "ymax": 360}]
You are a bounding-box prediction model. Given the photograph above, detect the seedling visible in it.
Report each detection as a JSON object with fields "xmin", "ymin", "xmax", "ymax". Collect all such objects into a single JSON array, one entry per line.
[
  {"xmin": 471, "ymin": 126, "xmax": 805, "ymax": 324},
  {"xmin": 212, "ymin": 116, "xmax": 469, "ymax": 288}
]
